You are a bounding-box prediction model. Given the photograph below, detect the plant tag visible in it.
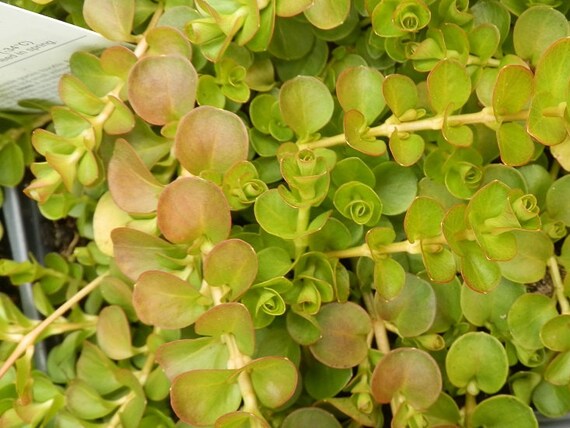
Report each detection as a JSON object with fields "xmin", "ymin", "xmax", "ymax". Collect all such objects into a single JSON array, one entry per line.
[{"xmin": 0, "ymin": 3, "xmax": 115, "ymax": 111}]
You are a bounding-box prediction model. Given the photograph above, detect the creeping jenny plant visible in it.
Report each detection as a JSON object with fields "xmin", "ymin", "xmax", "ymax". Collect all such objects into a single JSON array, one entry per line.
[{"xmin": 2, "ymin": 0, "xmax": 570, "ymax": 427}]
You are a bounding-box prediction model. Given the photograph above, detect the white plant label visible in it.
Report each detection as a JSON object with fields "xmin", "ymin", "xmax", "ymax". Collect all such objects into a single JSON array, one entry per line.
[{"xmin": 0, "ymin": 3, "xmax": 115, "ymax": 111}]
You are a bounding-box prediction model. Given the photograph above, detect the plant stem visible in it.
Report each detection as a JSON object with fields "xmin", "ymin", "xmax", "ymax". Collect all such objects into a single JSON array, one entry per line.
[
  {"xmin": 299, "ymin": 107, "xmax": 529, "ymax": 151},
  {"xmin": 208, "ymin": 284, "xmax": 263, "ymax": 419},
  {"xmin": 362, "ymin": 292, "xmax": 390, "ymax": 354},
  {"xmin": 294, "ymin": 206, "xmax": 311, "ymax": 258},
  {"xmin": 326, "ymin": 235, "xmax": 448, "ymax": 259},
  {"xmin": 464, "ymin": 392, "xmax": 477, "ymax": 428},
  {"xmin": 548, "ymin": 256, "xmax": 570, "ymax": 314},
  {"xmin": 0, "ymin": 274, "xmax": 107, "ymax": 379}
]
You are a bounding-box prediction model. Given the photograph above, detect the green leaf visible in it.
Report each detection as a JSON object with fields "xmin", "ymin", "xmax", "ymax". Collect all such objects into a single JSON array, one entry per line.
[
  {"xmin": 171, "ymin": 369, "xmax": 241, "ymax": 426},
  {"xmin": 545, "ymin": 351, "xmax": 570, "ymax": 386},
  {"xmin": 389, "ymin": 132, "xmax": 425, "ymax": 166},
  {"xmin": 427, "ymin": 59, "xmax": 471, "ymax": 114},
  {"xmin": 279, "ymin": 76, "xmax": 334, "ymax": 139},
  {"xmin": 111, "ymin": 227, "xmax": 188, "ymax": 281},
  {"xmin": 107, "ymin": 138, "xmax": 164, "ymax": 214},
  {"xmin": 541, "ymin": 315, "xmax": 570, "ymax": 352},
  {"xmin": 546, "ymin": 175, "xmax": 570, "ymax": 225},
  {"xmin": 527, "ymin": 91, "xmax": 567, "ymax": 146},
  {"xmin": 104, "ymin": 96, "xmax": 135, "ymax": 135},
  {"xmin": 371, "ymin": 348, "xmax": 442, "ymax": 410},
  {"xmin": 133, "ymin": 271, "xmax": 209, "ymax": 329},
  {"xmin": 532, "ymin": 380, "xmax": 570, "ymax": 418},
  {"xmin": 196, "ymin": 303, "xmax": 255, "ymax": 356},
  {"xmin": 492, "ymin": 65, "xmax": 533, "ymax": 117},
  {"xmin": 374, "ymin": 257, "xmax": 406, "ymax": 300},
  {"xmin": 498, "ymin": 231, "xmax": 553, "ymax": 284},
  {"xmin": 304, "ymin": 0, "xmax": 350, "ymax": 30},
  {"xmin": 404, "ymin": 197, "xmax": 445, "ymax": 242},
  {"xmin": 247, "ymin": 357, "xmax": 298, "ymax": 408},
  {"xmin": 469, "ymin": 24, "xmax": 500, "ymax": 63},
  {"xmin": 157, "ymin": 177, "xmax": 231, "ymax": 245},
  {"xmin": 59, "ymin": 74, "xmax": 105, "ymax": 116},
  {"xmin": 382, "ymin": 74, "xmax": 418, "ymax": 118},
  {"xmin": 375, "ymin": 273, "xmax": 436, "ymax": 337},
  {"xmin": 304, "ymin": 353, "xmax": 352, "ymax": 400},
  {"xmin": 534, "ymin": 37, "xmax": 570, "ymax": 102},
  {"xmin": 281, "ymin": 408, "xmax": 342, "ymax": 428},
  {"xmin": 275, "ymin": 0, "xmax": 312, "ymax": 17},
  {"xmin": 513, "ymin": 6, "xmax": 569, "ymax": 66},
  {"xmin": 461, "ymin": 278, "xmax": 525, "ymax": 335},
  {"xmin": 96, "ymin": 305, "xmax": 133, "ymax": 360},
  {"xmin": 83, "ymin": 0, "xmax": 135, "ymax": 41},
  {"xmin": 0, "ymin": 143, "xmax": 24, "ymax": 187},
  {"xmin": 76, "ymin": 342, "xmax": 123, "ymax": 395},
  {"xmin": 373, "ymin": 161, "xmax": 418, "ymax": 215},
  {"xmin": 508, "ymin": 293, "xmax": 558, "ymax": 351},
  {"xmin": 422, "ymin": 244, "xmax": 457, "ymax": 284},
  {"xmin": 310, "ymin": 302, "xmax": 371, "ymax": 368},
  {"xmin": 333, "ymin": 181, "xmax": 383, "ymax": 226},
  {"xmin": 65, "ymin": 380, "xmax": 118, "ymax": 420},
  {"xmin": 286, "ymin": 310, "xmax": 322, "ymax": 346},
  {"xmin": 472, "ymin": 396, "xmax": 538, "ymax": 428},
  {"xmin": 156, "ymin": 338, "xmax": 229, "ymax": 380},
  {"xmin": 255, "ymin": 189, "xmax": 330, "ymax": 239},
  {"xmin": 215, "ymin": 412, "xmax": 270, "ymax": 428},
  {"xmin": 336, "ymin": 66, "xmax": 385, "ymax": 124},
  {"xmin": 204, "ymin": 239, "xmax": 258, "ymax": 301},
  {"xmin": 446, "ymin": 332, "xmax": 509, "ymax": 394},
  {"xmin": 344, "ymin": 110, "xmax": 387, "ymax": 156},
  {"xmin": 128, "ymin": 55, "xmax": 197, "ymax": 125},
  {"xmin": 497, "ymin": 123, "xmax": 534, "ymax": 166},
  {"xmin": 460, "ymin": 241, "xmax": 502, "ymax": 293}
]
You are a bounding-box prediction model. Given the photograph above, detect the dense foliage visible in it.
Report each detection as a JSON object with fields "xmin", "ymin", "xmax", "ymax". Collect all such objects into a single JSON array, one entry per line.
[{"xmin": 1, "ymin": 0, "xmax": 570, "ymax": 427}]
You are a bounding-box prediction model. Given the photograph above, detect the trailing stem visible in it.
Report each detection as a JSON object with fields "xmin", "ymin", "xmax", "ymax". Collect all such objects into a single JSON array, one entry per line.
[
  {"xmin": 548, "ymin": 256, "xmax": 570, "ymax": 314},
  {"xmin": 0, "ymin": 274, "xmax": 108, "ymax": 379},
  {"xmin": 298, "ymin": 107, "xmax": 529, "ymax": 151}
]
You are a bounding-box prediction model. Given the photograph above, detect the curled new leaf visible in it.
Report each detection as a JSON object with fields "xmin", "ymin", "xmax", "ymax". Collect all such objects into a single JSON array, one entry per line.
[
  {"xmin": 128, "ymin": 55, "xmax": 198, "ymax": 125},
  {"xmin": 333, "ymin": 182, "xmax": 383, "ymax": 226},
  {"xmin": 175, "ymin": 106, "xmax": 249, "ymax": 175}
]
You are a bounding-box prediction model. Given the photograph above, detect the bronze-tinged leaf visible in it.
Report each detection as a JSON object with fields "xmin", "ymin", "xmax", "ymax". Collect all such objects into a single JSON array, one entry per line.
[
  {"xmin": 175, "ymin": 106, "xmax": 249, "ymax": 175},
  {"xmin": 108, "ymin": 139, "xmax": 164, "ymax": 214},
  {"xmin": 157, "ymin": 177, "xmax": 231, "ymax": 245},
  {"xmin": 128, "ymin": 55, "xmax": 197, "ymax": 125}
]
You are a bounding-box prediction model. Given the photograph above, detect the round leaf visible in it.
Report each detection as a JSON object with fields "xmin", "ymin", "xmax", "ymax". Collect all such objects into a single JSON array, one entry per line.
[
  {"xmin": 310, "ymin": 302, "xmax": 372, "ymax": 368},
  {"xmin": 279, "ymin": 76, "xmax": 334, "ymax": 139},
  {"xmin": 204, "ymin": 239, "xmax": 258, "ymax": 301},
  {"xmin": 534, "ymin": 37, "xmax": 570, "ymax": 101},
  {"xmin": 133, "ymin": 271, "xmax": 209, "ymax": 329},
  {"xmin": 371, "ymin": 348, "xmax": 442, "ymax": 410},
  {"xmin": 546, "ymin": 175, "xmax": 570, "ymax": 225},
  {"xmin": 404, "ymin": 197, "xmax": 445, "ymax": 242},
  {"xmin": 128, "ymin": 55, "xmax": 197, "ymax": 125},
  {"xmin": 513, "ymin": 6, "xmax": 569, "ymax": 66},
  {"xmin": 382, "ymin": 74, "xmax": 418, "ymax": 118},
  {"xmin": 373, "ymin": 161, "xmax": 418, "ymax": 215},
  {"xmin": 304, "ymin": 0, "xmax": 350, "ymax": 30},
  {"xmin": 195, "ymin": 303, "xmax": 255, "ymax": 356},
  {"xmin": 541, "ymin": 315, "xmax": 570, "ymax": 352},
  {"xmin": 389, "ymin": 132, "xmax": 425, "ymax": 166},
  {"xmin": 472, "ymin": 395, "xmax": 538, "ymax": 428},
  {"xmin": 175, "ymin": 106, "xmax": 249, "ymax": 175},
  {"xmin": 157, "ymin": 177, "xmax": 231, "ymax": 245},
  {"xmin": 375, "ymin": 273, "xmax": 436, "ymax": 337},
  {"xmin": 427, "ymin": 59, "xmax": 471, "ymax": 114},
  {"xmin": 171, "ymin": 369, "xmax": 241, "ymax": 426},
  {"xmin": 446, "ymin": 332, "xmax": 509, "ymax": 394},
  {"xmin": 508, "ymin": 293, "xmax": 558, "ymax": 350},
  {"xmin": 282, "ymin": 408, "xmax": 342, "ymax": 428},
  {"xmin": 96, "ymin": 305, "xmax": 133, "ymax": 360},
  {"xmin": 83, "ymin": 0, "xmax": 134, "ymax": 41},
  {"xmin": 492, "ymin": 65, "xmax": 533, "ymax": 117},
  {"xmin": 497, "ymin": 122, "xmax": 534, "ymax": 166},
  {"xmin": 247, "ymin": 357, "xmax": 298, "ymax": 408},
  {"xmin": 336, "ymin": 66, "xmax": 385, "ymax": 124}
]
